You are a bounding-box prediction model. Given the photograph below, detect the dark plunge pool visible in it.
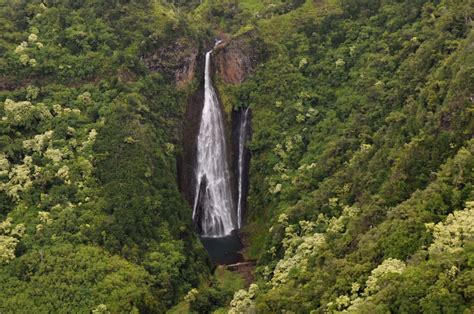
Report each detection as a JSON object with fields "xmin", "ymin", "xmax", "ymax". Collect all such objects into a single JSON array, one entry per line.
[{"xmin": 199, "ymin": 232, "xmax": 244, "ymax": 265}]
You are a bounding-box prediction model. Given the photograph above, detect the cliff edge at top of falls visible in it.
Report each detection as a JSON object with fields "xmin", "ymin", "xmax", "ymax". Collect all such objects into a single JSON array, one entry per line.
[{"xmin": 142, "ymin": 32, "xmax": 261, "ymax": 88}]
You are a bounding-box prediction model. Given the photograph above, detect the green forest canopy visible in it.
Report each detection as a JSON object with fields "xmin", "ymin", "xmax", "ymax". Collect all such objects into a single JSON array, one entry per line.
[{"xmin": 0, "ymin": 0, "xmax": 473, "ymax": 312}]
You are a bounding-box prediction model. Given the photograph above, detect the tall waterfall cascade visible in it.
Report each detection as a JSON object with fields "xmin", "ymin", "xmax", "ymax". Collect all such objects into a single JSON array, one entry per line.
[
  {"xmin": 193, "ymin": 43, "xmax": 236, "ymax": 237},
  {"xmin": 236, "ymin": 107, "xmax": 250, "ymax": 229}
]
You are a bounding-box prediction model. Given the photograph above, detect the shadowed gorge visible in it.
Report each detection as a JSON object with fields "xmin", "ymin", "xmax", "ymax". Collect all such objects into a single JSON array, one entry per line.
[{"xmin": 233, "ymin": 106, "xmax": 252, "ymax": 229}]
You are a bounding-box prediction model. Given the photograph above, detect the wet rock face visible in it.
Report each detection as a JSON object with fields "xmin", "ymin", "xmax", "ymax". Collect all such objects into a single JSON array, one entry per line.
[
  {"xmin": 178, "ymin": 82, "xmax": 205, "ymax": 206},
  {"xmin": 231, "ymin": 108, "xmax": 252, "ymax": 227},
  {"xmin": 143, "ymin": 39, "xmax": 198, "ymax": 88},
  {"xmin": 175, "ymin": 52, "xmax": 198, "ymax": 88},
  {"xmin": 193, "ymin": 175, "xmax": 208, "ymax": 235},
  {"xmin": 214, "ymin": 38, "xmax": 258, "ymax": 84}
]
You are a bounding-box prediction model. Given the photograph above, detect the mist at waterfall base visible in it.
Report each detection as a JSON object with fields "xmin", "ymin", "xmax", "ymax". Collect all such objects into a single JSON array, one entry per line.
[{"xmin": 192, "ymin": 44, "xmax": 250, "ymax": 264}]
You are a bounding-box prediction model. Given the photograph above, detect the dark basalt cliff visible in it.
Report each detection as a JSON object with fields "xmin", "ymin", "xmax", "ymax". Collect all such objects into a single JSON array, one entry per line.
[
  {"xmin": 177, "ymin": 68, "xmax": 205, "ymax": 206},
  {"xmin": 142, "ymin": 38, "xmax": 198, "ymax": 88}
]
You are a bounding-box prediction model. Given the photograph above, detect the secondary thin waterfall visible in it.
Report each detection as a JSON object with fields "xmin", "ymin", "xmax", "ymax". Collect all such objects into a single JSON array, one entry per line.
[
  {"xmin": 236, "ymin": 107, "xmax": 250, "ymax": 229},
  {"xmin": 192, "ymin": 44, "xmax": 235, "ymax": 237}
]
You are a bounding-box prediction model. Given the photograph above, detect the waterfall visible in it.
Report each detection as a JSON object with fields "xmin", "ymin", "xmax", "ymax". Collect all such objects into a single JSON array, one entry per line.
[
  {"xmin": 192, "ymin": 43, "xmax": 235, "ymax": 237},
  {"xmin": 236, "ymin": 107, "xmax": 250, "ymax": 229}
]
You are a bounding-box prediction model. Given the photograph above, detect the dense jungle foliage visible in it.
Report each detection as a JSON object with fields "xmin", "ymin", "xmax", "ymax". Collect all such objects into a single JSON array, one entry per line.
[
  {"xmin": 0, "ymin": 0, "xmax": 473, "ymax": 313},
  {"xmin": 0, "ymin": 0, "xmax": 211, "ymax": 312}
]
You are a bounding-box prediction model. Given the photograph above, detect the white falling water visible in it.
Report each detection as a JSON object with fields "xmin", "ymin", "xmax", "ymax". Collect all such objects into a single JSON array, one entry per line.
[
  {"xmin": 236, "ymin": 107, "xmax": 250, "ymax": 229},
  {"xmin": 192, "ymin": 44, "xmax": 235, "ymax": 237}
]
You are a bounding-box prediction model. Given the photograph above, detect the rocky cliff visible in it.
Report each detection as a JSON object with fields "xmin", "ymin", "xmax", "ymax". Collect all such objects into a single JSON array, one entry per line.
[
  {"xmin": 214, "ymin": 36, "xmax": 259, "ymax": 84},
  {"xmin": 143, "ymin": 38, "xmax": 198, "ymax": 88}
]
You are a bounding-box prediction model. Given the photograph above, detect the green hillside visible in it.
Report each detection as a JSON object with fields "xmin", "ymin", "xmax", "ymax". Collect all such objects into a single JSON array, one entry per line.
[{"xmin": 0, "ymin": 0, "xmax": 472, "ymax": 313}]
